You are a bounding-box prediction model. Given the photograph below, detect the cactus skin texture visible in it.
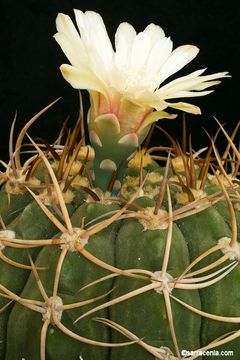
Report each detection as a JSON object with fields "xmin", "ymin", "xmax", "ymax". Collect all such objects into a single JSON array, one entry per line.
[{"xmin": 0, "ymin": 105, "xmax": 240, "ymax": 360}]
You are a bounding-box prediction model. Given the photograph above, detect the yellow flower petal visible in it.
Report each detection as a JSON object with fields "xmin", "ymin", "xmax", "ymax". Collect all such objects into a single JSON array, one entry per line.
[
  {"xmin": 55, "ymin": 10, "xmax": 229, "ymax": 121},
  {"xmin": 60, "ymin": 64, "xmax": 107, "ymax": 96},
  {"xmin": 166, "ymin": 101, "xmax": 201, "ymax": 114},
  {"xmin": 139, "ymin": 111, "xmax": 177, "ymax": 132}
]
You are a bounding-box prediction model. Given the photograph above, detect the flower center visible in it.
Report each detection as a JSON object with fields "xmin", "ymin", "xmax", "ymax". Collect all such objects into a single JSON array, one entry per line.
[{"xmin": 123, "ymin": 66, "xmax": 158, "ymax": 93}]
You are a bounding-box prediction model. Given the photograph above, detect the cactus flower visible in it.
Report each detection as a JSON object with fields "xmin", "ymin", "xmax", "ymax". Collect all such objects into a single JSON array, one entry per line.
[{"xmin": 54, "ymin": 9, "xmax": 229, "ymax": 191}]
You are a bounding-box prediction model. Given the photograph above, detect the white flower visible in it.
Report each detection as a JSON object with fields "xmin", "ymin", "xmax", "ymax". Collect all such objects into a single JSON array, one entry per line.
[
  {"xmin": 54, "ymin": 10, "xmax": 229, "ymax": 191},
  {"xmin": 55, "ymin": 10, "xmax": 228, "ymax": 116}
]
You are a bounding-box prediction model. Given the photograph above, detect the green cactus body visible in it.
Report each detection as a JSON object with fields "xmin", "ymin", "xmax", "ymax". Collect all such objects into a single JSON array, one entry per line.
[
  {"xmin": 176, "ymin": 207, "xmax": 240, "ymax": 358},
  {"xmin": 1, "ymin": 174, "xmax": 239, "ymax": 359},
  {"xmin": 0, "ymin": 202, "xmax": 58, "ymax": 356},
  {"xmin": 5, "ymin": 203, "xmax": 119, "ymax": 360},
  {"xmin": 0, "ymin": 189, "xmax": 86, "ymax": 357},
  {"xmin": 0, "ymin": 189, "xmax": 33, "ymax": 225},
  {"xmin": 110, "ymin": 197, "xmax": 202, "ymax": 360}
]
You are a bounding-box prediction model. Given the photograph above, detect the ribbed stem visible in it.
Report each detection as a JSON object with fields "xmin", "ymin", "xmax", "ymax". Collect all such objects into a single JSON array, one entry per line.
[
  {"xmin": 89, "ymin": 114, "xmax": 141, "ymax": 193},
  {"xmin": 92, "ymin": 143, "xmax": 136, "ymax": 193}
]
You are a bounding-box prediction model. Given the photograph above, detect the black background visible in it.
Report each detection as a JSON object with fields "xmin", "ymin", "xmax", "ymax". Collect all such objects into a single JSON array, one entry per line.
[{"xmin": 0, "ymin": 0, "xmax": 239, "ymax": 163}]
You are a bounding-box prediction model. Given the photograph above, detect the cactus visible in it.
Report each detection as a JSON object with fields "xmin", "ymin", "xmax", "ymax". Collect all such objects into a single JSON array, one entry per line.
[{"xmin": 0, "ymin": 9, "xmax": 239, "ymax": 360}]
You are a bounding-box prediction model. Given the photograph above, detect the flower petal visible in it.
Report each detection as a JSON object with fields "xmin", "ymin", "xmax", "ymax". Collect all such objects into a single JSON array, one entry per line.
[
  {"xmin": 74, "ymin": 10, "xmax": 114, "ymax": 71},
  {"xmin": 165, "ymin": 101, "xmax": 201, "ymax": 114},
  {"xmin": 115, "ymin": 22, "xmax": 137, "ymax": 69},
  {"xmin": 163, "ymin": 90, "xmax": 214, "ymax": 99},
  {"xmin": 139, "ymin": 110, "xmax": 177, "ymax": 132},
  {"xmin": 143, "ymin": 23, "xmax": 165, "ymax": 46},
  {"xmin": 54, "ymin": 33, "xmax": 84, "ymax": 68},
  {"xmin": 56, "ymin": 13, "xmax": 80, "ymax": 43},
  {"xmin": 160, "ymin": 70, "xmax": 229, "ymax": 94},
  {"xmin": 60, "ymin": 64, "xmax": 107, "ymax": 96},
  {"xmin": 130, "ymin": 90, "xmax": 170, "ymax": 111},
  {"xmin": 146, "ymin": 36, "xmax": 173, "ymax": 76},
  {"xmin": 55, "ymin": 9, "xmax": 229, "ymax": 121},
  {"xmin": 54, "ymin": 13, "xmax": 88, "ymax": 67},
  {"xmin": 130, "ymin": 31, "xmax": 151, "ymax": 70},
  {"xmin": 158, "ymin": 45, "xmax": 200, "ymax": 84},
  {"xmin": 159, "ymin": 68, "xmax": 207, "ymax": 90},
  {"xmin": 121, "ymin": 90, "xmax": 166, "ymax": 110}
]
